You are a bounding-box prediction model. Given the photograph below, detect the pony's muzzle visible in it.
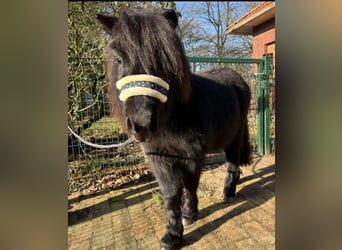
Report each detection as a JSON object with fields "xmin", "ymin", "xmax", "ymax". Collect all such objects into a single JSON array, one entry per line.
[{"xmin": 126, "ymin": 117, "xmax": 150, "ymax": 142}]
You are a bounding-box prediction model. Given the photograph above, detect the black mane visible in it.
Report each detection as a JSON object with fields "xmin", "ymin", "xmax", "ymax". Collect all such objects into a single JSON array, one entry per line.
[{"xmin": 105, "ymin": 9, "xmax": 191, "ymax": 101}]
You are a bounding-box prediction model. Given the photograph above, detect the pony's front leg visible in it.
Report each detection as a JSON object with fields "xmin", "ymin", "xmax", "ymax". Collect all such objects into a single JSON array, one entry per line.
[
  {"xmin": 151, "ymin": 163, "xmax": 184, "ymax": 250},
  {"xmin": 223, "ymin": 162, "xmax": 241, "ymax": 203},
  {"xmin": 182, "ymin": 189, "xmax": 198, "ymax": 226},
  {"xmin": 182, "ymin": 162, "xmax": 201, "ymax": 226},
  {"xmin": 160, "ymin": 187, "xmax": 183, "ymax": 250}
]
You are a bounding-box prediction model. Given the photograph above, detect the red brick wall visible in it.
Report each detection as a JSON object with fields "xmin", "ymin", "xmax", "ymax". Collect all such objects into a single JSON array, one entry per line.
[{"xmin": 252, "ymin": 18, "xmax": 275, "ymax": 59}]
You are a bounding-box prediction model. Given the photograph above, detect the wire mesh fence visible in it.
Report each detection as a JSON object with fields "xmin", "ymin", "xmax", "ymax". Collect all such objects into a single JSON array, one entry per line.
[{"xmin": 68, "ymin": 56, "xmax": 149, "ymax": 194}]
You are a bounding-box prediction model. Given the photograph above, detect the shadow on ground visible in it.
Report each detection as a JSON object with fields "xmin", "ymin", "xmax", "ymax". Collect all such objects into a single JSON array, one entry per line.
[
  {"xmin": 68, "ymin": 161, "xmax": 275, "ymax": 245},
  {"xmin": 68, "ymin": 180, "xmax": 159, "ymax": 226},
  {"xmin": 182, "ymin": 163, "xmax": 275, "ymax": 247}
]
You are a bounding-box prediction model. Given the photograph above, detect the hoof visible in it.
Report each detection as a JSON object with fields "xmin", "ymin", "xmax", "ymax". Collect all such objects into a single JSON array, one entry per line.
[
  {"xmin": 223, "ymin": 195, "xmax": 235, "ymax": 203},
  {"xmin": 182, "ymin": 217, "xmax": 195, "ymax": 226},
  {"xmin": 160, "ymin": 233, "xmax": 182, "ymax": 250}
]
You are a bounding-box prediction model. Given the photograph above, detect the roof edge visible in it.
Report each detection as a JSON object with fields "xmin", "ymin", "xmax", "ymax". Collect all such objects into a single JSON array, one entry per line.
[{"xmin": 226, "ymin": 2, "xmax": 275, "ymax": 35}]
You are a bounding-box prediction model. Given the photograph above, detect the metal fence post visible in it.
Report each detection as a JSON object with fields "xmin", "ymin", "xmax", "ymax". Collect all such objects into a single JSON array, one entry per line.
[
  {"xmin": 263, "ymin": 54, "xmax": 271, "ymax": 155},
  {"xmin": 257, "ymin": 61, "xmax": 265, "ymax": 155}
]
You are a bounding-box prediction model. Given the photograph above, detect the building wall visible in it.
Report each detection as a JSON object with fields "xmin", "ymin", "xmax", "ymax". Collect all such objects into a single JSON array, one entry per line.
[{"xmin": 252, "ymin": 18, "xmax": 275, "ymax": 59}]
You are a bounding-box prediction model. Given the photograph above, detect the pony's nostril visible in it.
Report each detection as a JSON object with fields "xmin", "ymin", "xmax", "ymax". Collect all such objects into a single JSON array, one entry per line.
[
  {"xmin": 126, "ymin": 117, "xmax": 145, "ymax": 134},
  {"xmin": 134, "ymin": 124, "xmax": 141, "ymax": 133},
  {"xmin": 126, "ymin": 117, "xmax": 133, "ymax": 131}
]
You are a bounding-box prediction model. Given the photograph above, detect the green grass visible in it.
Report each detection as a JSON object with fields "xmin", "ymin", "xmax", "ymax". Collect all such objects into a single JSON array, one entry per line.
[
  {"xmin": 82, "ymin": 117, "xmax": 123, "ymax": 140},
  {"xmin": 69, "ymin": 156, "xmax": 145, "ymax": 177},
  {"xmin": 152, "ymin": 190, "xmax": 164, "ymax": 208}
]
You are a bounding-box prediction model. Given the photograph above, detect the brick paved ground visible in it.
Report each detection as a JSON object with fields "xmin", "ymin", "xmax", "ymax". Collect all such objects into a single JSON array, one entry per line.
[{"xmin": 68, "ymin": 155, "xmax": 275, "ymax": 250}]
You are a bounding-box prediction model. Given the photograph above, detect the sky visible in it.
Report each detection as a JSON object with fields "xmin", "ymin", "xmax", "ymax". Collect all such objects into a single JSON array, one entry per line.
[
  {"xmin": 173, "ymin": 1, "xmax": 258, "ymax": 57},
  {"xmin": 175, "ymin": 1, "xmax": 256, "ymax": 22},
  {"xmin": 174, "ymin": 1, "xmax": 259, "ymax": 38}
]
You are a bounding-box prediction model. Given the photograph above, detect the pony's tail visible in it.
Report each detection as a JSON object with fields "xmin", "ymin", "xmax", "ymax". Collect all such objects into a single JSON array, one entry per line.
[{"xmin": 240, "ymin": 120, "xmax": 251, "ymax": 166}]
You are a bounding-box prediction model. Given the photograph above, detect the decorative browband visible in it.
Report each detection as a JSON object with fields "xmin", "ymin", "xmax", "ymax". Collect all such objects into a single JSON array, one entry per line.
[{"xmin": 116, "ymin": 74, "xmax": 170, "ymax": 103}]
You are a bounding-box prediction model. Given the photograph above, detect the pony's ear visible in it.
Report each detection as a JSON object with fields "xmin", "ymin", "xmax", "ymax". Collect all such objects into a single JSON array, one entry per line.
[
  {"xmin": 97, "ymin": 14, "xmax": 118, "ymax": 35},
  {"xmin": 162, "ymin": 9, "xmax": 178, "ymax": 29}
]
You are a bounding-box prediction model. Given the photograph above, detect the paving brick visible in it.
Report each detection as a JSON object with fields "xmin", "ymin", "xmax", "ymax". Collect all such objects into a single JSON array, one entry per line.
[
  {"xmin": 235, "ymin": 238, "xmax": 264, "ymax": 250},
  {"xmin": 219, "ymin": 222, "xmax": 250, "ymax": 242},
  {"xmin": 68, "ymin": 156, "xmax": 275, "ymax": 249},
  {"xmin": 252, "ymin": 207, "xmax": 275, "ymax": 232}
]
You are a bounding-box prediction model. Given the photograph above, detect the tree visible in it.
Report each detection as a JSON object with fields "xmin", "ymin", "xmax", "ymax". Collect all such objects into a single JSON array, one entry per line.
[
  {"xmin": 178, "ymin": 1, "xmax": 260, "ymax": 58},
  {"xmin": 68, "ymin": 2, "xmax": 115, "ymax": 128}
]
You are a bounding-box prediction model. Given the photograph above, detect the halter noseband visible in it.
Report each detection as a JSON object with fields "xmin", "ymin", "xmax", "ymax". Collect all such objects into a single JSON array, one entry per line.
[{"xmin": 116, "ymin": 74, "xmax": 170, "ymax": 103}]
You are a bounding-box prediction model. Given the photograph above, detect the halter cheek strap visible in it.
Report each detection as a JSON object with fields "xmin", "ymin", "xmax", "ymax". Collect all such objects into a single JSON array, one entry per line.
[{"xmin": 116, "ymin": 74, "xmax": 170, "ymax": 103}]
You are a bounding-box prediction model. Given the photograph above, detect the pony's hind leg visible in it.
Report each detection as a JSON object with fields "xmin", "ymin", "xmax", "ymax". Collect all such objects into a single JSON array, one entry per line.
[
  {"xmin": 223, "ymin": 119, "xmax": 250, "ymax": 202},
  {"xmin": 224, "ymin": 131, "xmax": 242, "ymax": 202},
  {"xmin": 223, "ymin": 162, "xmax": 241, "ymax": 202},
  {"xmin": 182, "ymin": 162, "xmax": 201, "ymax": 226}
]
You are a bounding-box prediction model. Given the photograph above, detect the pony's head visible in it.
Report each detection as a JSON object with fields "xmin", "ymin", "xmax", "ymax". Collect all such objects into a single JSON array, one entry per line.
[{"xmin": 97, "ymin": 9, "xmax": 191, "ymax": 142}]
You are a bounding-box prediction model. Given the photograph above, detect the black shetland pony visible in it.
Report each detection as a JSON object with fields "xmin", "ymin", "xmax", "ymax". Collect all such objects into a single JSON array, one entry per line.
[{"xmin": 97, "ymin": 9, "xmax": 251, "ymax": 250}]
